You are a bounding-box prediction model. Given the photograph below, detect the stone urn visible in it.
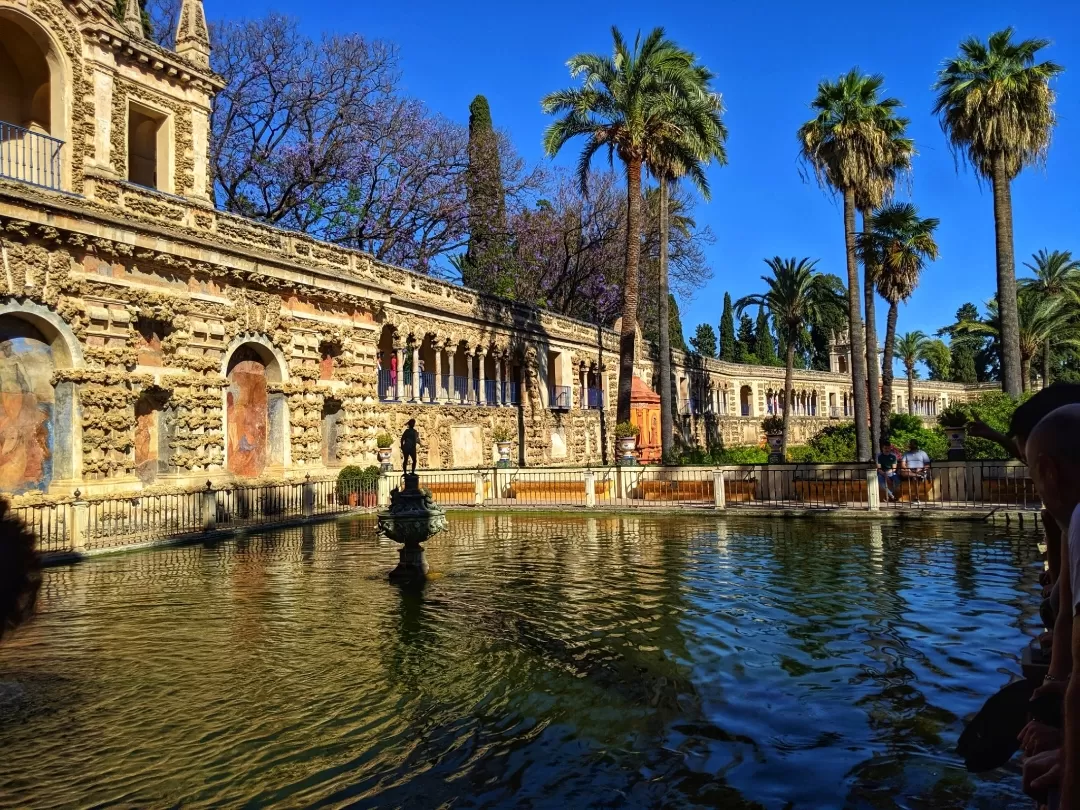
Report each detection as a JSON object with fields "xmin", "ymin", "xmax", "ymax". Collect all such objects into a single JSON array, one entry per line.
[
  {"xmin": 377, "ymin": 447, "xmax": 392, "ymax": 467},
  {"xmin": 617, "ymin": 436, "xmax": 638, "ymax": 465},
  {"xmin": 496, "ymin": 441, "xmax": 512, "ymax": 468},
  {"xmin": 377, "ymin": 473, "xmax": 447, "ymax": 581},
  {"xmin": 945, "ymin": 426, "xmax": 966, "ymax": 461},
  {"xmin": 766, "ymin": 432, "xmax": 783, "ymax": 454}
]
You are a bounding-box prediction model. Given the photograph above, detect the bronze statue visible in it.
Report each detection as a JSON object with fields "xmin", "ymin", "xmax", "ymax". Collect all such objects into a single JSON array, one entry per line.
[{"xmin": 400, "ymin": 419, "xmax": 418, "ymax": 474}]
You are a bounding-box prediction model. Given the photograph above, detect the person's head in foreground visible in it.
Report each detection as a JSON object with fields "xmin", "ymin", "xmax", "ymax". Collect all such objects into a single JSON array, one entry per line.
[
  {"xmin": 1008, "ymin": 383, "xmax": 1080, "ymax": 463},
  {"xmin": 0, "ymin": 499, "xmax": 41, "ymax": 643},
  {"xmin": 1026, "ymin": 403, "xmax": 1080, "ymax": 529},
  {"xmin": 908, "ymin": 440, "xmax": 920, "ymax": 453}
]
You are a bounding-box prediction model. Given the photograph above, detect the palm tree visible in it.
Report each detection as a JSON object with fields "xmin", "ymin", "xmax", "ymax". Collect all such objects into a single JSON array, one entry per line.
[
  {"xmin": 799, "ymin": 69, "xmax": 906, "ymax": 461},
  {"xmin": 857, "ymin": 122, "xmax": 913, "ymax": 462},
  {"xmin": 735, "ymin": 258, "xmax": 844, "ymax": 457},
  {"xmin": 959, "ymin": 289, "xmax": 1080, "ymax": 392},
  {"xmin": 1019, "ymin": 249, "xmax": 1080, "ymax": 385},
  {"xmin": 933, "ymin": 29, "xmax": 1064, "ymax": 397},
  {"xmin": 895, "ymin": 331, "xmax": 930, "ymax": 415},
  {"xmin": 859, "ymin": 202, "xmax": 939, "ymax": 446},
  {"xmin": 543, "ymin": 27, "xmax": 707, "ymax": 423},
  {"xmin": 647, "ymin": 68, "xmax": 727, "ymax": 458}
]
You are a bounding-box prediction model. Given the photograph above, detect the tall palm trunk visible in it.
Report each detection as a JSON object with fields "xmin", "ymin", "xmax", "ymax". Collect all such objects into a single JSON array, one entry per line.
[
  {"xmin": 879, "ymin": 300, "xmax": 899, "ymax": 446},
  {"xmin": 991, "ymin": 154, "xmax": 1022, "ymax": 398},
  {"xmin": 862, "ymin": 211, "xmax": 881, "ymax": 461},
  {"xmin": 658, "ymin": 179, "xmax": 673, "ymax": 458},
  {"xmin": 616, "ymin": 156, "xmax": 643, "ymax": 424},
  {"xmin": 782, "ymin": 340, "xmax": 795, "ymax": 459},
  {"xmin": 906, "ymin": 367, "xmax": 915, "ymax": 415},
  {"xmin": 1021, "ymin": 355, "xmax": 1031, "ymax": 393},
  {"xmin": 843, "ymin": 190, "xmax": 870, "ymax": 461},
  {"xmin": 1043, "ymin": 341, "xmax": 1051, "ymax": 388}
]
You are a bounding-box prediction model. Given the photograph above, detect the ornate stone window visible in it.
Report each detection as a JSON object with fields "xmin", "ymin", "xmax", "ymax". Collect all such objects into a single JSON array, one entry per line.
[{"xmin": 127, "ymin": 101, "xmax": 172, "ymax": 192}]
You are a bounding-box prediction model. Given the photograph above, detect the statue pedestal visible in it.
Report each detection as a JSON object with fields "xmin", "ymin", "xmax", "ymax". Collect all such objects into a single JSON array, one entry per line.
[{"xmin": 377, "ymin": 473, "xmax": 447, "ymax": 582}]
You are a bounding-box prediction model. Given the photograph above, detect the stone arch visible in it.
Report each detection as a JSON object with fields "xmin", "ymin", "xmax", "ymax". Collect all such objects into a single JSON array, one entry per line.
[
  {"xmin": 0, "ymin": 301, "xmax": 82, "ymax": 492},
  {"xmin": 0, "ymin": 5, "xmax": 73, "ymax": 188},
  {"xmin": 222, "ymin": 335, "xmax": 290, "ymax": 477},
  {"xmin": 739, "ymin": 384, "xmax": 753, "ymax": 417}
]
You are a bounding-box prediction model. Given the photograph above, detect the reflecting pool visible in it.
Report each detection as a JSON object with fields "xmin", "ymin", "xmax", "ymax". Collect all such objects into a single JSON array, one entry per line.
[{"xmin": 0, "ymin": 514, "xmax": 1042, "ymax": 808}]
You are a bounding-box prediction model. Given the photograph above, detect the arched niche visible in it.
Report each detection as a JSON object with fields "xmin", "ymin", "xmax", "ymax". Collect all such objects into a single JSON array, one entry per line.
[
  {"xmin": 0, "ymin": 8, "xmax": 71, "ymax": 188},
  {"xmin": 221, "ymin": 335, "xmax": 290, "ymax": 477},
  {"xmin": 0, "ymin": 301, "xmax": 82, "ymax": 493}
]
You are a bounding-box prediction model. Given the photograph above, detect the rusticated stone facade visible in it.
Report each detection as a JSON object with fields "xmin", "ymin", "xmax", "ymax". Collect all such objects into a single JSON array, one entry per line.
[{"xmin": 0, "ymin": 0, "xmax": 988, "ymax": 499}]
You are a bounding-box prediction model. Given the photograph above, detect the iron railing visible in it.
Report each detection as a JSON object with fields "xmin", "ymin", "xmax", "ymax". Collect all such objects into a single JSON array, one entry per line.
[
  {"xmin": 586, "ymin": 387, "xmax": 603, "ymax": 409},
  {"xmin": 8, "ymin": 462, "xmax": 1039, "ymax": 558},
  {"xmin": 0, "ymin": 122, "xmax": 63, "ymax": 190},
  {"xmin": 550, "ymin": 385, "xmax": 571, "ymax": 409}
]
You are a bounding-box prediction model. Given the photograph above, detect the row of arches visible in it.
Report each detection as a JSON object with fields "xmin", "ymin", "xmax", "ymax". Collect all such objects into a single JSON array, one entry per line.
[
  {"xmin": 376, "ymin": 326, "xmax": 522, "ymax": 406},
  {"xmin": 763, "ymin": 388, "xmax": 820, "ymax": 417}
]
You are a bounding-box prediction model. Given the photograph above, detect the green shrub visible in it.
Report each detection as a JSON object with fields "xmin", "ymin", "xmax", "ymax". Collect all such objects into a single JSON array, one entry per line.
[
  {"xmin": 785, "ymin": 445, "xmax": 816, "ymax": 462},
  {"xmin": 492, "ymin": 425, "xmax": 513, "ymax": 442},
  {"xmin": 761, "ymin": 414, "xmax": 784, "ymax": 434},
  {"xmin": 337, "ymin": 464, "xmax": 379, "ymax": 499},
  {"xmin": 962, "ymin": 390, "xmax": 1029, "ymax": 459},
  {"xmin": 806, "ymin": 421, "xmax": 857, "ymax": 462},
  {"xmin": 714, "ymin": 445, "xmax": 769, "ymax": 464},
  {"xmin": 375, "ymin": 431, "xmax": 393, "ymax": 449},
  {"xmin": 614, "ymin": 421, "xmax": 640, "ymax": 439},
  {"xmin": 938, "ymin": 404, "xmax": 969, "ymax": 428}
]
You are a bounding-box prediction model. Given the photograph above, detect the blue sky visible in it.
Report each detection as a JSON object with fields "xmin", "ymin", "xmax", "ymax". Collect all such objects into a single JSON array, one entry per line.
[{"xmin": 208, "ymin": 0, "xmax": 1078, "ymax": 345}]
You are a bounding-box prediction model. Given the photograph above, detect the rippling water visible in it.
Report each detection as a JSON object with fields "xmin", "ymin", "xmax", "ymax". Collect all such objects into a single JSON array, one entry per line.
[{"xmin": 0, "ymin": 514, "xmax": 1042, "ymax": 809}]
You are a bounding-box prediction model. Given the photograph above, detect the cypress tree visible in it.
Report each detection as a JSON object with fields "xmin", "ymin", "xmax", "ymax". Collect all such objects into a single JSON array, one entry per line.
[
  {"xmin": 719, "ymin": 292, "xmax": 736, "ymax": 361},
  {"xmin": 735, "ymin": 314, "xmax": 755, "ymax": 363},
  {"xmin": 690, "ymin": 324, "xmax": 718, "ymax": 357},
  {"xmin": 755, "ymin": 307, "xmax": 778, "ymax": 365},
  {"xmin": 667, "ymin": 293, "xmax": 688, "ymax": 353},
  {"xmin": 463, "ymin": 95, "xmax": 513, "ymax": 295}
]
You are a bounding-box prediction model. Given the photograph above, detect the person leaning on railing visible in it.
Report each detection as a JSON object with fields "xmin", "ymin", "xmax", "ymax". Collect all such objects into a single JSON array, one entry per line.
[{"xmin": 0, "ymin": 500, "xmax": 41, "ymax": 645}]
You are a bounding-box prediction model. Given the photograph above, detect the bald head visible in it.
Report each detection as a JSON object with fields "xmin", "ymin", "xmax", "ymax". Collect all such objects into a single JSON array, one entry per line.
[{"xmin": 1027, "ymin": 404, "xmax": 1080, "ymax": 525}]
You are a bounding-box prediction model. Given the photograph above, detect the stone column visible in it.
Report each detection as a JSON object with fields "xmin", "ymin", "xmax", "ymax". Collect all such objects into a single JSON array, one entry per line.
[
  {"xmin": 494, "ymin": 353, "xmax": 503, "ymax": 406},
  {"xmin": 432, "ymin": 342, "xmax": 442, "ymax": 403},
  {"xmin": 394, "ymin": 344, "xmax": 404, "ymax": 401},
  {"xmin": 477, "ymin": 349, "xmax": 487, "ymax": 406},
  {"xmin": 411, "ymin": 341, "xmax": 420, "ymax": 402},
  {"xmin": 450, "ymin": 346, "xmax": 460, "ymax": 403}
]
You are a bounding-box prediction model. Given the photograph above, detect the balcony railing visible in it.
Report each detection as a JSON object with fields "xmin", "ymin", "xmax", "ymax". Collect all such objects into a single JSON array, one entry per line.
[
  {"xmin": 586, "ymin": 387, "xmax": 603, "ymax": 409},
  {"xmin": 1, "ymin": 122, "xmax": 63, "ymax": 191},
  {"xmin": 550, "ymin": 385, "xmax": 571, "ymax": 410}
]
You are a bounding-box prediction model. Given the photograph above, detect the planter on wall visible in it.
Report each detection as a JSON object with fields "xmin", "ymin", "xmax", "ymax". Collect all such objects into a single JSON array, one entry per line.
[
  {"xmin": 945, "ymin": 427, "xmax": 966, "ymax": 461},
  {"xmin": 496, "ymin": 441, "xmax": 512, "ymax": 468},
  {"xmin": 617, "ymin": 436, "xmax": 638, "ymax": 465}
]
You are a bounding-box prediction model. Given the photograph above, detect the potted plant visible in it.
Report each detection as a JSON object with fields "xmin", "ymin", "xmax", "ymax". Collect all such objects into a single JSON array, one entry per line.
[
  {"xmin": 614, "ymin": 421, "xmax": 640, "ymax": 465},
  {"xmin": 375, "ymin": 431, "xmax": 393, "ymax": 466},
  {"xmin": 358, "ymin": 464, "xmax": 381, "ymax": 507},
  {"xmin": 337, "ymin": 465, "xmax": 366, "ymax": 507},
  {"xmin": 938, "ymin": 404, "xmax": 969, "ymax": 460},
  {"xmin": 492, "ymin": 425, "xmax": 514, "ymax": 467},
  {"xmin": 761, "ymin": 415, "xmax": 785, "ymax": 455}
]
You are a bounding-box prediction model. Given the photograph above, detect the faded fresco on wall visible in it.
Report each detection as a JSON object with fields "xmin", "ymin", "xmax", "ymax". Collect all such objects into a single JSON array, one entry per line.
[
  {"xmin": 0, "ymin": 322, "xmax": 54, "ymax": 494},
  {"xmin": 134, "ymin": 398, "xmax": 158, "ymax": 484},
  {"xmin": 321, "ymin": 399, "xmax": 341, "ymax": 466},
  {"xmin": 227, "ymin": 349, "xmax": 268, "ymax": 477},
  {"xmin": 451, "ymin": 424, "xmax": 483, "ymax": 468}
]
